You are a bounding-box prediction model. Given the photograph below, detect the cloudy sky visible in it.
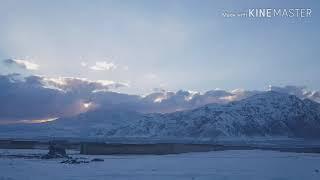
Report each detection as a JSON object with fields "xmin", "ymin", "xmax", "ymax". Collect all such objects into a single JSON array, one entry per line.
[
  {"xmin": 1, "ymin": 0, "xmax": 319, "ymax": 94},
  {"xmin": 0, "ymin": 0, "xmax": 319, "ymax": 123}
]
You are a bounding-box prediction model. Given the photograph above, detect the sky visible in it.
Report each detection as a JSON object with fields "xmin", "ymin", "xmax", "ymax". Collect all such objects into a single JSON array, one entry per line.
[
  {"xmin": 0, "ymin": 0, "xmax": 320, "ymax": 122},
  {"xmin": 0, "ymin": 0, "xmax": 320, "ymax": 94}
]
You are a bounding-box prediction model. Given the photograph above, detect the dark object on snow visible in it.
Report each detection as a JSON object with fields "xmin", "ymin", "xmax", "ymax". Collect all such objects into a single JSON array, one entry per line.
[
  {"xmin": 41, "ymin": 144, "xmax": 68, "ymax": 159},
  {"xmin": 61, "ymin": 158, "xmax": 89, "ymax": 164},
  {"xmin": 91, "ymin": 158, "xmax": 104, "ymax": 162},
  {"xmin": 315, "ymin": 169, "xmax": 319, "ymax": 173}
]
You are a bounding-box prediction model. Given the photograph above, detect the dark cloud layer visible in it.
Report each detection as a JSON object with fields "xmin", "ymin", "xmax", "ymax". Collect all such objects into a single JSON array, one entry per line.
[
  {"xmin": 0, "ymin": 74, "xmax": 80, "ymax": 121},
  {"xmin": 0, "ymin": 74, "xmax": 126, "ymax": 121},
  {"xmin": 0, "ymin": 73, "xmax": 320, "ymax": 123}
]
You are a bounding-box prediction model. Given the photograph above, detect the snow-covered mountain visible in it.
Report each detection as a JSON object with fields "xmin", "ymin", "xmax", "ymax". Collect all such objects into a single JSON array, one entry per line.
[{"xmin": 1, "ymin": 91, "xmax": 320, "ymax": 139}]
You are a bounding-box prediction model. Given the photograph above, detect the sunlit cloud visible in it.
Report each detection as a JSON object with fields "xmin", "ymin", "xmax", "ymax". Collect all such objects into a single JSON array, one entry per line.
[
  {"xmin": 90, "ymin": 61, "xmax": 117, "ymax": 71},
  {"xmin": 3, "ymin": 58, "xmax": 39, "ymax": 70},
  {"xmin": 42, "ymin": 76, "xmax": 128, "ymax": 93},
  {"xmin": 0, "ymin": 117, "xmax": 58, "ymax": 124},
  {"xmin": 83, "ymin": 102, "xmax": 93, "ymax": 109},
  {"xmin": 23, "ymin": 117, "xmax": 58, "ymax": 123}
]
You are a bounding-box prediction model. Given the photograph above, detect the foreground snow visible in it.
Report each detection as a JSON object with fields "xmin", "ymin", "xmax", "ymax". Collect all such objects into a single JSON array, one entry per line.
[{"xmin": 0, "ymin": 149, "xmax": 320, "ymax": 180}]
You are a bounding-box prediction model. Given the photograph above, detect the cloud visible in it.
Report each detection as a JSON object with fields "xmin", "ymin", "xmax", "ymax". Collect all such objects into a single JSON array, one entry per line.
[
  {"xmin": 42, "ymin": 76, "xmax": 128, "ymax": 93},
  {"xmin": 220, "ymin": 89, "xmax": 260, "ymax": 102},
  {"xmin": 140, "ymin": 86, "xmax": 320, "ymax": 113},
  {"xmin": 3, "ymin": 58, "xmax": 39, "ymax": 70},
  {"xmin": 0, "ymin": 56, "xmax": 129, "ymax": 123},
  {"xmin": 140, "ymin": 89, "xmax": 241, "ymax": 113},
  {"xmin": 268, "ymin": 85, "xmax": 306, "ymax": 98},
  {"xmin": 0, "ymin": 73, "xmax": 242, "ymax": 122},
  {"xmin": 0, "ymin": 74, "xmax": 81, "ymax": 121},
  {"xmin": 90, "ymin": 61, "xmax": 117, "ymax": 71},
  {"xmin": 268, "ymin": 85, "xmax": 320, "ymax": 103},
  {"xmin": 0, "ymin": 74, "xmax": 128, "ymax": 122},
  {"xmin": 0, "ymin": 73, "xmax": 319, "ymax": 123}
]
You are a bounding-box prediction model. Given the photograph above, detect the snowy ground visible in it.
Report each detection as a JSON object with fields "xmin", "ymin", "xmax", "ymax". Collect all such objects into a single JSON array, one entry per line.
[{"xmin": 0, "ymin": 149, "xmax": 320, "ymax": 180}]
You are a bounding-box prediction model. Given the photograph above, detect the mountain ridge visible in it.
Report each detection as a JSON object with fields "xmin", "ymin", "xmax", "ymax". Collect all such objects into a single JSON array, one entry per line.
[{"xmin": 1, "ymin": 91, "xmax": 320, "ymax": 140}]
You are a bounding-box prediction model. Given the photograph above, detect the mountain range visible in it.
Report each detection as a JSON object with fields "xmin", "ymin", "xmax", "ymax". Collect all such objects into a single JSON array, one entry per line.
[{"xmin": 1, "ymin": 91, "xmax": 320, "ymax": 140}]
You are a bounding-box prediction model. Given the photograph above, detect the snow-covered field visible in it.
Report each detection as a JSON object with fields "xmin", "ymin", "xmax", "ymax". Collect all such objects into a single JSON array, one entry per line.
[{"xmin": 0, "ymin": 149, "xmax": 320, "ymax": 180}]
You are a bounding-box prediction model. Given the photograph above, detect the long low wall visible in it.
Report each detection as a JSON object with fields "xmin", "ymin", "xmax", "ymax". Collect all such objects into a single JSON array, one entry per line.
[
  {"xmin": 2, "ymin": 139, "xmax": 320, "ymax": 155},
  {"xmin": 0, "ymin": 140, "xmax": 37, "ymax": 149},
  {"xmin": 80, "ymin": 142, "xmax": 320, "ymax": 155},
  {"xmin": 0, "ymin": 140, "xmax": 80, "ymax": 150},
  {"xmin": 80, "ymin": 143, "xmax": 228, "ymax": 155}
]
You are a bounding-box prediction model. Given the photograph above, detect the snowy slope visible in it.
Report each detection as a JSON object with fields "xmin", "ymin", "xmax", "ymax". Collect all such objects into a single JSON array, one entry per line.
[
  {"xmin": 1, "ymin": 149, "xmax": 320, "ymax": 180},
  {"xmin": 1, "ymin": 91, "xmax": 320, "ymax": 139}
]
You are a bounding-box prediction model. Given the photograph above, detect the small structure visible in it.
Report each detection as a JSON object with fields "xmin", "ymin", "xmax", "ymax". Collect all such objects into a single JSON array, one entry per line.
[{"xmin": 42, "ymin": 143, "xmax": 68, "ymax": 159}]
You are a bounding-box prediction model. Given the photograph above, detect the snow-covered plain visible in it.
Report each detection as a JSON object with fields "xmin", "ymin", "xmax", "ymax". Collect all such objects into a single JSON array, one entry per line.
[{"xmin": 1, "ymin": 149, "xmax": 320, "ymax": 180}]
